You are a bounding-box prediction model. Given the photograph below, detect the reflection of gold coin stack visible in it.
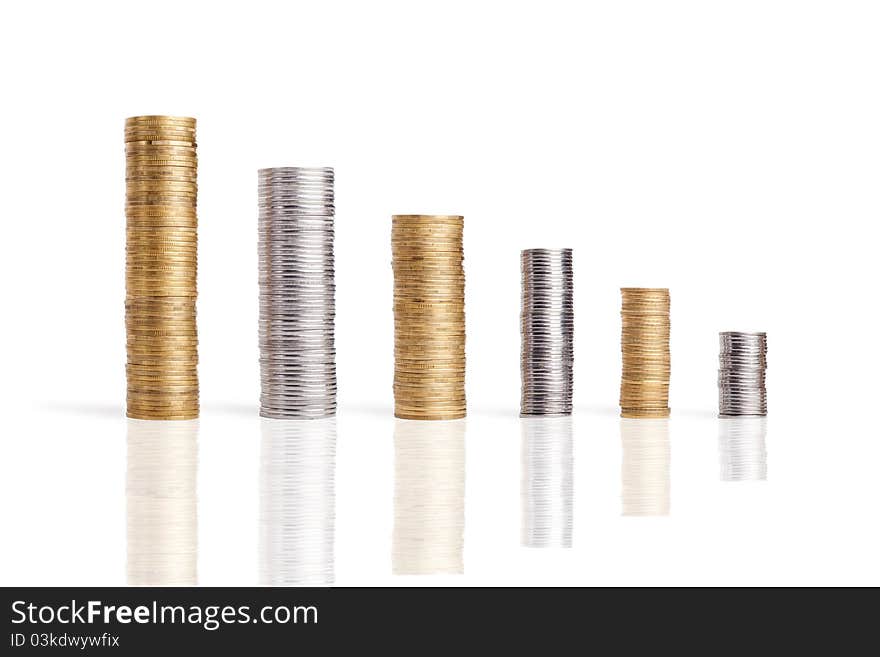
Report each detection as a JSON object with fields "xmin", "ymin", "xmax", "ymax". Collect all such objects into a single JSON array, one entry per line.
[
  {"xmin": 126, "ymin": 419, "xmax": 198, "ymax": 585},
  {"xmin": 392, "ymin": 215, "xmax": 465, "ymax": 420},
  {"xmin": 620, "ymin": 288, "xmax": 670, "ymax": 418},
  {"xmin": 125, "ymin": 116, "xmax": 199, "ymax": 420},
  {"xmin": 392, "ymin": 419, "xmax": 465, "ymax": 574}
]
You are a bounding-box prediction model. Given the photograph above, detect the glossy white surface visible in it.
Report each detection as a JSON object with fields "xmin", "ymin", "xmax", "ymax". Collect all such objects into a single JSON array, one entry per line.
[{"xmin": 2, "ymin": 406, "xmax": 879, "ymax": 586}]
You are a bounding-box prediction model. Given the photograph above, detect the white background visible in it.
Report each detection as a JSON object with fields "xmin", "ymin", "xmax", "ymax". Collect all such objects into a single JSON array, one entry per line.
[{"xmin": 1, "ymin": 0, "xmax": 879, "ymax": 586}]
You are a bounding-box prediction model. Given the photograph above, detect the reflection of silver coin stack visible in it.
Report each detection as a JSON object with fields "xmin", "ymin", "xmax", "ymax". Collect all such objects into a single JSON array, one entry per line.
[
  {"xmin": 719, "ymin": 417, "xmax": 767, "ymax": 481},
  {"xmin": 520, "ymin": 249, "xmax": 574, "ymax": 416},
  {"xmin": 521, "ymin": 417, "xmax": 573, "ymax": 547},
  {"xmin": 259, "ymin": 418, "xmax": 336, "ymax": 585},
  {"xmin": 258, "ymin": 167, "xmax": 336, "ymax": 419},
  {"xmin": 126, "ymin": 419, "xmax": 198, "ymax": 585},
  {"xmin": 392, "ymin": 420, "xmax": 465, "ymax": 575},
  {"xmin": 620, "ymin": 419, "xmax": 670, "ymax": 516},
  {"xmin": 718, "ymin": 332, "xmax": 767, "ymax": 417}
]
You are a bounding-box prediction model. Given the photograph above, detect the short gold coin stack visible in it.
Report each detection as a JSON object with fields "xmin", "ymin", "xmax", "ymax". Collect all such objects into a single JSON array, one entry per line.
[
  {"xmin": 125, "ymin": 116, "xmax": 199, "ymax": 420},
  {"xmin": 391, "ymin": 215, "xmax": 466, "ymax": 420},
  {"xmin": 619, "ymin": 288, "xmax": 670, "ymax": 418}
]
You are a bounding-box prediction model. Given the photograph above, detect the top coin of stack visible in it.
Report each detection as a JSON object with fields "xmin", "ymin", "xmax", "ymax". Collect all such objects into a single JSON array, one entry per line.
[
  {"xmin": 391, "ymin": 215, "xmax": 466, "ymax": 421},
  {"xmin": 619, "ymin": 288, "xmax": 670, "ymax": 419},
  {"xmin": 125, "ymin": 116, "xmax": 199, "ymax": 420}
]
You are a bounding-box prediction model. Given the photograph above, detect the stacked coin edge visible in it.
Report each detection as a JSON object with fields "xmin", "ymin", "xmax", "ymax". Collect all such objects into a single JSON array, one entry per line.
[
  {"xmin": 392, "ymin": 215, "xmax": 466, "ymax": 421},
  {"xmin": 258, "ymin": 167, "xmax": 337, "ymax": 419},
  {"xmin": 619, "ymin": 287, "xmax": 671, "ymax": 419},
  {"xmin": 125, "ymin": 115, "xmax": 199, "ymax": 420},
  {"xmin": 520, "ymin": 248, "xmax": 574, "ymax": 417},
  {"xmin": 718, "ymin": 331, "xmax": 767, "ymax": 417}
]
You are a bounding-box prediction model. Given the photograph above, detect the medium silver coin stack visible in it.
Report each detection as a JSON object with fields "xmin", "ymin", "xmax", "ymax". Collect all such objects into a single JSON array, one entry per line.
[
  {"xmin": 521, "ymin": 417, "xmax": 573, "ymax": 548},
  {"xmin": 718, "ymin": 331, "xmax": 767, "ymax": 417},
  {"xmin": 258, "ymin": 167, "xmax": 336, "ymax": 419},
  {"xmin": 520, "ymin": 248, "xmax": 574, "ymax": 417}
]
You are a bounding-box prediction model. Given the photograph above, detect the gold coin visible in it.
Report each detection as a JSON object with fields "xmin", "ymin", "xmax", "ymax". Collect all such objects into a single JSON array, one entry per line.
[
  {"xmin": 126, "ymin": 170, "xmax": 198, "ymax": 181},
  {"xmin": 125, "ymin": 302, "xmax": 195, "ymax": 311},
  {"xmin": 127, "ymin": 413, "xmax": 199, "ymax": 420},
  {"xmin": 125, "ymin": 145, "xmax": 197, "ymax": 154},
  {"xmin": 124, "ymin": 124, "xmax": 196, "ymax": 134},
  {"xmin": 126, "ymin": 371, "xmax": 198, "ymax": 381},
  {"xmin": 126, "ymin": 205, "xmax": 197, "ymax": 216},
  {"xmin": 124, "ymin": 136, "xmax": 196, "ymax": 147},
  {"xmin": 127, "ymin": 403, "xmax": 199, "ymax": 411},
  {"xmin": 126, "ymin": 115, "xmax": 195, "ymax": 125},
  {"xmin": 126, "ymin": 227, "xmax": 197, "ymax": 237}
]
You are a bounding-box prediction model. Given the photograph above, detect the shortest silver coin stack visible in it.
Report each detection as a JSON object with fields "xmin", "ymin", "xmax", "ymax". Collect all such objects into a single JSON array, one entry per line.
[
  {"xmin": 718, "ymin": 331, "xmax": 767, "ymax": 417},
  {"xmin": 520, "ymin": 248, "xmax": 574, "ymax": 416},
  {"xmin": 258, "ymin": 167, "xmax": 336, "ymax": 419}
]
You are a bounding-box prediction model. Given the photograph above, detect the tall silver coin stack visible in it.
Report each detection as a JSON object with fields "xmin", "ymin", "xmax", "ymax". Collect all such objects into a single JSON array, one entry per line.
[
  {"xmin": 520, "ymin": 249, "xmax": 574, "ymax": 416},
  {"xmin": 718, "ymin": 331, "xmax": 767, "ymax": 417},
  {"xmin": 258, "ymin": 167, "xmax": 336, "ymax": 419}
]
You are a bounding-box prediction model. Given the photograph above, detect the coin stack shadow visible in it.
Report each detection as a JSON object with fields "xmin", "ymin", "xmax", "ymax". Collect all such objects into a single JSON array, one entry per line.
[
  {"xmin": 391, "ymin": 215, "xmax": 466, "ymax": 420},
  {"xmin": 259, "ymin": 418, "xmax": 336, "ymax": 585},
  {"xmin": 392, "ymin": 419, "xmax": 465, "ymax": 575},
  {"xmin": 620, "ymin": 418, "xmax": 670, "ymax": 516},
  {"xmin": 126, "ymin": 419, "xmax": 198, "ymax": 585},
  {"xmin": 619, "ymin": 288, "xmax": 671, "ymax": 418},
  {"xmin": 521, "ymin": 417, "xmax": 573, "ymax": 547},
  {"xmin": 125, "ymin": 116, "xmax": 199, "ymax": 420},
  {"xmin": 258, "ymin": 168, "xmax": 336, "ymax": 419},
  {"xmin": 520, "ymin": 248, "xmax": 574, "ymax": 416},
  {"xmin": 718, "ymin": 331, "xmax": 767, "ymax": 417}
]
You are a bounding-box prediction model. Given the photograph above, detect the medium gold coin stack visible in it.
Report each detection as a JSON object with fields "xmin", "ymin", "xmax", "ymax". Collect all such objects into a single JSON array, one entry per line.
[
  {"xmin": 125, "ymin": 116, "xmax": 199, "ymax": 420},
  {"xmin": 620, "ymin": 288, "xmax": 670, "ymax": 419},
  {"xmin": 392, "ymin": 215, "xmax": 466, "ymax": 420}
]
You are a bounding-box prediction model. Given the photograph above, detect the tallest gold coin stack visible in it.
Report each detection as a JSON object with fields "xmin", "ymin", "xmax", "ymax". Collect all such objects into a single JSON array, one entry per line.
[
  {"xmin": 392, "ymin": 215, "xmax": 466, "ymax": 420},
  {"xmin": 125, "ymin": 116, "xmax": 199, "ymax": 420}
]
